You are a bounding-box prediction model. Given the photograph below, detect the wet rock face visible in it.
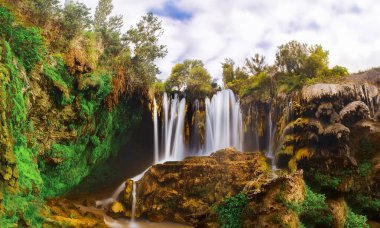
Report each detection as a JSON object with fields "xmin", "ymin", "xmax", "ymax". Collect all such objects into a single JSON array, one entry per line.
[
  {"xmin": 339, "ymin": 101, "xmax": 370, "ymax": 125},
  {"xmin": 273, "ymin": 82, "xmax": 380, "ymax": 221},
  {"xmin": 117, "ymin": 148, "xmax": 270, "ymax": 225}
]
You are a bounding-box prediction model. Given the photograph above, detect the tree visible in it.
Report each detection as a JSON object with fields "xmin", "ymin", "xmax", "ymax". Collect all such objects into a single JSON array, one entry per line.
[
  {"xmin": 122, "ymin": 13, "xmax": 167, "ymax": 91},
  {"xmin": 302, "ymin": 45, "xmax": 329, "ymax": 77},
  {"xmin": 107, "ymin": 15, "xmax": 123, "ymax": 32},
  {"xmin": 235, "ymin": 67, "xmax": 249, "ymax": 80},
  {"xmin": 26, "ymin": 0, "xmax": 61, "ymax": 26},
  {"xmin": 244, "ymin": 53, "xmax": 267, "ymax": 75},
  {"xmin": 275, "ymin": 40, "xmax": 308, "ymax": 74},
  {"xmin": 61, "ymin": 2, "xmax": 92, "ymax": 40},
  {"xmin": 222, "ymin": 58, "xmax": 235, "ymax": 85},
  {"xmin": 94, "ymin": 0, "xmax": 113, "ymax": 31},
  {"xmin": 93, "ymin": 0, "xmax": 124, "ymax": 60},
  {"xmin": 166, "ymin": 59, "xmax": 213, "ymax": 99}
]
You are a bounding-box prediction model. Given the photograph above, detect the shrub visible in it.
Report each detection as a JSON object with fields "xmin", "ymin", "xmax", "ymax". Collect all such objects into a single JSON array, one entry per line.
[
  {"xmin": 300, "ymin": 186, "xmax": 333, "ymax": 226},
  {"xmin": 216, "ymin": 193, "xmax": 248, "ymax": 228},
  {"xmin": 281, "ymin": 185, "xmax": 333, "ymax": 227},
  {"xmin": 358, "ymin": 162, "xmax": 372, "ymax": 177},
  {"xmin": 345, "ymin": 207, "xmax": 368, "ymax": 228},
  {"xmin": 313, "ymin": 172, "xmax": 341, "ymax": 190}
]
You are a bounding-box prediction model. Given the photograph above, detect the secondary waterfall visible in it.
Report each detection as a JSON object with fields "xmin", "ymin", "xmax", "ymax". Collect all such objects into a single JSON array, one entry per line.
[
  {"xmin": 266, "ymin": 104, "xmax": 277, "ymax": 169},
  {"xmin": 153, "ymin": 89, "xmax": 243, "ymax": 161},
  {"xmin": 153, "ymin": 98, "xmax": 159, "ymax": 163},
  {"xmin": 131, "ymin": 182, "xmax": 137, "ymax": 223}
]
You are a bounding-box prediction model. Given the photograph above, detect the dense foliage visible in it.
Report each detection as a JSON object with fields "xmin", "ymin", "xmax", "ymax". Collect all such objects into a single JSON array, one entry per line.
[
  {"xmin": 0, "ymin": 1, "xmax": 165, "ymax": 225},
  {"xmin": 345, "ymin": 207, "xmax": 369, "ymax": 228},
  {"xmin": 165, "ymin": 59, "xmax": 216, "ymax": 100},
  {"xmin": 280, "ymin": 185, "xmax": 333, "ymax": 227},
  {"xmin": 223, "ymin": 40, "xmax": 349, "ymax": 100}
]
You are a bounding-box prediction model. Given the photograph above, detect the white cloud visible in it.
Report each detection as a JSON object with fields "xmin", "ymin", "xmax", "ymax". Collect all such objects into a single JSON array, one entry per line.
[{"xmin": 62, "ymin": 0, "xmax": 380, "ymax": 81}]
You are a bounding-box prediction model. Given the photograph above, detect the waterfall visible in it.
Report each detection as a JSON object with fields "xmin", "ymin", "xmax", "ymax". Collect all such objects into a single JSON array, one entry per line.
[
  {"xmin": 131, "ymin": 182, "xmax": 137, "ymax": 223},
  {"xmin": 190, "ymin": 100, "xmax": 202, "ymax": 154},
  {"xmin": 154, "ymin": 89, "xmax": 243, "ymax": 160},
  {"xmin": 204, "ymin": 89, "xmax": 243, "ymax": 154},
  {"xmin": 266, "ymin": 103, "xmax": 277, "ymax": 170},
  {"xmin": 100, "ymin": 89, "xmax": 244, "ymax": 225},
  {"xmin": 153, "ymin": 98, "xmax": 159, "ymax": 163},
  {"xmin": 160, "ymin": 93, "xmax": 186, "ymax": 161}
]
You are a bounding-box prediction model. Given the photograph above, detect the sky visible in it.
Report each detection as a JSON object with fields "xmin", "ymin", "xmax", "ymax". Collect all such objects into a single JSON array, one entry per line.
[{"xmin": 60, "ymin": 0, "xmax": 380, "ymax": 81}]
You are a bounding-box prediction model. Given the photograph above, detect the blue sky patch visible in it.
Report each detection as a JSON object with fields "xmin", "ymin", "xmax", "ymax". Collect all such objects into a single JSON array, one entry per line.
[{"xmin": 150, "ymin": 1, "xmax": 192, "ymax": 21}]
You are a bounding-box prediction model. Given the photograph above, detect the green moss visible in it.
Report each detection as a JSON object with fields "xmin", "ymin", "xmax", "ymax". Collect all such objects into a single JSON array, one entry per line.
[
  {"xmin": 0, "ymin": 6, "xmax": 45, "ymax": 72},
  {"xmin": 40, "ymin": 104, "xmax": 142, "ymax": 197},
  {"xmin": 1, "ymin": 38, "xmax": 45, "ymax": 226},
  {"xmin": 358, "ymin": 162, "xmax": 372, "ymax": 177},
  {"xmin": 215, "ymin": 193, "xmax": 248, "ymax": 228},
  {"xmin": 1, "ymin": 188, "xmax": 44, "ymax": 227}
]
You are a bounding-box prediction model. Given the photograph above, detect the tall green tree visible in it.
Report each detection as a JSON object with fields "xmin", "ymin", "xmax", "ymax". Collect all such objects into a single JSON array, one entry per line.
[
  {"xmin": 61, "ymin": 2, "xmax": 92, "ymax": 40},
  {"xmin": 94, "ymin": 0, "xmax": 113, "ymax": 31},
  {"xmin": 275, "ymin": 40, "xmax": 308, "ymax": 74},
  {"xmin": 244, "ymin": 53, "xmax": 267, "ymax": 75},
  {"xmin": 302, "ymin": 45, "xmax": 329, "ymax": 77},
  {"xmin": 166, "ymin": 59, "xmax": 213, "ymax": 99},
  {"xmin": 122, "ymin": 13, "xmax": 167, "ymax": 92},
  {"xmin": 222, "ymin": 58, "xmax": 235, "ymax": 85},
  {"xmin": 94, "ymin": 0, "xmax": 124, "ymax": 61}
]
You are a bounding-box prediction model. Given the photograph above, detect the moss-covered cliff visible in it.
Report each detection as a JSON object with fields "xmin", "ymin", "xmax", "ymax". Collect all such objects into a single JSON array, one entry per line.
[{"xmin": 0, "ymin": 4, "xmax": 146, "ymax": 226}]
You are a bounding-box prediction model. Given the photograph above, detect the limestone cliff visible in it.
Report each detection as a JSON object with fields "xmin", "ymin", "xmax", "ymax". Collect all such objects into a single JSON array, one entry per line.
[{"xmin": 240, "ymin": 72, "xmax": 380, "ymax": 224}]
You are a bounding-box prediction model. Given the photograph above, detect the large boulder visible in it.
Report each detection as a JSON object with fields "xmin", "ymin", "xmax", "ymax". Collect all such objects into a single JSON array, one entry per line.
[
  {"xmin": 118, "ymin": 148, "xmax": 270, "ymax": 225},
  {"xmin": 243, "ymin": 171, "xmax": 305, "ymax": 227}
]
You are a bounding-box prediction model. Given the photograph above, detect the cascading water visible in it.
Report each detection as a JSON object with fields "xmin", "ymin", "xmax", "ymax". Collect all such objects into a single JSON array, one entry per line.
[
  {"xmin": 131, "ymin": 182, "xmax": 137, "ymax": 223},
  {"xmin": 153, "ymin": 98, "xmax": 159, "ymax": 164},
  {"xmin": 204, "ymin": 90, "xmax": 243, "ymax": 154},
  {"xmin": 102, "ymin": 89, "xmax": 244, "ymax": 226},
  {"xmin": 159, "ymin": 94, "xmax": 186, "ymax": 161},
  {"xmin": 154, "ymin": 89, "xmax": 243, "ymax": 160},
  {"xmin": 266, "ymin": 103, "xmax": 277, "ymax": 170}
]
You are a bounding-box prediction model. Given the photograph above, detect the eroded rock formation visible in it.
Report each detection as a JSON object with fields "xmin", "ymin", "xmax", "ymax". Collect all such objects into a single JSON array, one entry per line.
[{"xmin": 109, "ymin": 148, "xmax": 271, "ymax": 225}]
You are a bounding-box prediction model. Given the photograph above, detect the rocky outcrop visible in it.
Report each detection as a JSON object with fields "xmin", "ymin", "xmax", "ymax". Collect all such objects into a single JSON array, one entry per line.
[
  {"xmin": 42, "ymin": 198, "xmax": 106, "ymax": 228},
  {"xmin": 301, "ymin": 83, "xmax": 378, "ymax": 104},
  {"xmin": 105, "ymin": 149, "xmax": 312, "ymax": 227},
  {"xmin": 243, "ymin": 171, "xmax": 305, "ymax": 227},
  {"xmin": 110, "ymin": 148, "xmax": 270, "ymax": 225}
]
